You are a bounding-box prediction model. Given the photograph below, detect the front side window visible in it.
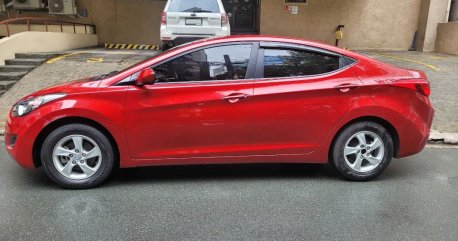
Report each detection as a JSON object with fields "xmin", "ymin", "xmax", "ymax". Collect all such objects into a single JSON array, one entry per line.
[
  {"xmin": 153, "ymin": 44, "xmax": 253, "ymax": 83},
  {"xmin": 263, "ymin": 48, "xmax": 340, "ymax": 78},
  {"xmin": 168, "ymin": 0, "xmax": 220, "ymax": 13}
]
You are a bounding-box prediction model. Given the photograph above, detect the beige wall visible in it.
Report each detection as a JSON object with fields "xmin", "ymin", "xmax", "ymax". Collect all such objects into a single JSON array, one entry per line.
[
  {"xmin": 0, "ymin": 0, "xmax": 165, "ymax": 45},
  {"xmin": 435, "ymin": 21, "xmax": 458, "ymax": 55},
  {"xmin": 80, "ymin": 0, "xmax": 165, "ymax": 45},
  {"xmin": 260, "ymin": 0, "xmax": 422, "ymax": 50},
  {"xmin": 0, "ymin": 31, "xmax": 97, "ymax": 65},
  {"xmin": 416, "ymin": 0, "xmax": 450, "ymax": 51}
]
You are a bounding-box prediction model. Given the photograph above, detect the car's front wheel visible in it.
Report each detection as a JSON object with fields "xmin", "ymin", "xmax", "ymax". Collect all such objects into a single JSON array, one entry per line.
[
  {"xmin": 41, "ymin": 124, "xmax": 115, "ymax": 189},
  {"xmin": 331, "ymin": 121, "xmax": 394, "ymax": 181}
]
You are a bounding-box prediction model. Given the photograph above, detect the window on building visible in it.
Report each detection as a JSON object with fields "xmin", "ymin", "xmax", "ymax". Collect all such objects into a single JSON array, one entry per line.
[
  {"xmin": 263, "ymin": 48, "xmax": 340, "ymax": 78},
  {"xmin": 153, "ymin": 44, "xmax": 253, "ymax": 83}
]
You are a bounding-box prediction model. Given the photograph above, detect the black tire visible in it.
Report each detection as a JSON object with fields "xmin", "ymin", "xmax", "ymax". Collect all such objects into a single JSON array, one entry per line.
[
  {"xmin": 331, "ymin": 121, "xmax": 394, "ymax": 181},
  {"xmin": 41, "ymin": 124, "xmax": 115, "ymax": 189},
  {"xmin": 161, "ymin": 43, "xmax": 169, "ymax": 51}
]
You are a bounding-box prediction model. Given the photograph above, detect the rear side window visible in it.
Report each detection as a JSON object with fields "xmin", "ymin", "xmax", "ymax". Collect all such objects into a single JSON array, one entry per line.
[
  {"xmin": 168, "ymin": 0, "xmax": 220, "ymax": 13},
  {"xmin": 263, "ymin": 49, "xmax": 340, "ymax": 78},
  {"xmin": 153, "ymin": 44, "xmax": 253, "ymax": 83}
]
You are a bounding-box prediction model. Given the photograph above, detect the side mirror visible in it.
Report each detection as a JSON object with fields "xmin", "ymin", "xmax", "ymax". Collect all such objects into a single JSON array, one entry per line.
[
  {"xmin": 227, "ymin": 13, "xmax": 232, "ymax": 18},
  {"xmin": 135, "ymin": 68, "xmax": 156, "ymax": 86}
]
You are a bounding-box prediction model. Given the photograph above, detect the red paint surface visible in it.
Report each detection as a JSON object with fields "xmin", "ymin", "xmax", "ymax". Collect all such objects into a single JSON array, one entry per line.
[{"xmin": 5, "ymin": 36, "xmax": 434, "ymax": 169}]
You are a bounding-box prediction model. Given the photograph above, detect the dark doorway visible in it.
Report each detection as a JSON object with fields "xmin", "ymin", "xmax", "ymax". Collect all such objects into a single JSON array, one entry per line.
[{"xmin": 222, "ymin": 0, "xmax": 260, "ymax": 34}]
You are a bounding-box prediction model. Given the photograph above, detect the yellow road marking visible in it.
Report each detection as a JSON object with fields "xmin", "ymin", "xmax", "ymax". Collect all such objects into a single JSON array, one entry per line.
[
  {"xmin": 362, "ymin": 51, "xmax": 441, "ymax": 71},
  {"xmin": 46, "ymin": 51, "xmax": 91, "ymax": 64},
  {"xmin": 86, "ymin": 57, "xmax": 104, "ymax": 63}
]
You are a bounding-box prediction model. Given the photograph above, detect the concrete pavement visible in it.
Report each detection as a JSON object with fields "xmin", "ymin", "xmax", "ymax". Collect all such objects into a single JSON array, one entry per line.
[{"xmin": 0, "ymin": 143, "xmax": 457, "ymax": 241}]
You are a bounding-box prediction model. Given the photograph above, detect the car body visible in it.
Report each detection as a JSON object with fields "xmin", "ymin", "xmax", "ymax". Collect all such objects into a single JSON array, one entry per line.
[
  {"xmin": 160, "ymin": 0, "xmax": 230, "ymax": 50},
  {"xmin": 4, "ymin": 35, "xmax": 434, "ymax": 188}
]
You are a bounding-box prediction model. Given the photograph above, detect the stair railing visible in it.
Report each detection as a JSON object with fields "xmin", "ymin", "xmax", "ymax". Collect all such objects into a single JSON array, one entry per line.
[{"xmin": 0, "ymin": 17, "xmax": 96, "ymax": 37}]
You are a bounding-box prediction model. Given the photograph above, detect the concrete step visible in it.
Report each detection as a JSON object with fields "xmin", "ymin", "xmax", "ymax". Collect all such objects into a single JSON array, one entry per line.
[
  {"xmin": 15, "ymin": 52, "xmax": 60, "ymax": 59},
  {"xmin": 0, "ymin": 65, "xmax": 35, "ymax": 72},
  {"xmin": 4, "ymin": 58, "xmax": 46, "ymax": 66},
  {"xmin": 0, "ymin": 72, "xmax": 28, "ymax": 81},
  {"xmin": 0, "ymin": 81, "xmax": 17, "ymax": 91}
]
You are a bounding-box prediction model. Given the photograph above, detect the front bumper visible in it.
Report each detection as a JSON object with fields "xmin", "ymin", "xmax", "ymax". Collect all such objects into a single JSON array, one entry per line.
[{"xmin": 4, "ymin": 113, "xmax": 47, "ymax": 169}]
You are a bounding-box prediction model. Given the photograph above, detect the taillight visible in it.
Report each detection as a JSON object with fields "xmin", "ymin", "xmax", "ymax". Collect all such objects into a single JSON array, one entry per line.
[
  {"xmin": 391, "ymin": 81, "xmax": 431, "ymax": 97},
  {"xmin": 161, "ymin": 12, "xmax": 167, "ymax": 26},
  {"xmin": 221, "ymin": 13, "xmax": 228, "ymax": 27}
]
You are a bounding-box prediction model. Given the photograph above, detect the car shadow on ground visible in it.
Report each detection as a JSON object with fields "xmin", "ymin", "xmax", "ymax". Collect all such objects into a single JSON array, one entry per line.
[
  {"xmin": 115, "ymin": 163, "xmax": 339, "ymax": 184},
  {"xmin": 13, "ymin": 161, "xmax": 410, "ymax": 190}
]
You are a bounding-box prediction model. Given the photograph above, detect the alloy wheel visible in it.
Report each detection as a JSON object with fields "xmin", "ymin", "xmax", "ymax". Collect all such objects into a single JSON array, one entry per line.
[
  {"xmin": 343, "ymin": 131, "xmax": 385, "ymax": 173},
  {"xmin": 52, "ymin": 135, "xmax": 102, "ymax": 180}
]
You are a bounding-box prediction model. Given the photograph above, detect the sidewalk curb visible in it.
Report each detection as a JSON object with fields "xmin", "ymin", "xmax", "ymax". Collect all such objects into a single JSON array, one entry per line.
[{"xmin": 1, "ymin": 122, "xmax": 457, "ymax": 145}]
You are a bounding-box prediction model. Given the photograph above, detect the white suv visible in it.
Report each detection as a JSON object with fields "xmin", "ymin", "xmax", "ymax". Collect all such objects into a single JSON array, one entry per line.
[{"xmin": 160, "ymin": 0, "xmax": 231, "ymax": 50}]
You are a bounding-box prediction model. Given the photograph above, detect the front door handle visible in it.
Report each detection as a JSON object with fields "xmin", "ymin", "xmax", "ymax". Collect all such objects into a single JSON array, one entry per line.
[
  {"xmin": 222, "ymin": 93, "xmax": 249, "ymax": 103},
  {"xmin": 334, "ymin": 83, "xmax": 360, "ymax": 93}
]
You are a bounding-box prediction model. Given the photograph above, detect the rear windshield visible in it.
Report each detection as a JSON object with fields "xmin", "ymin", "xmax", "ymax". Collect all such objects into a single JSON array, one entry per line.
[{"xmin": 168, "ymin": 0, "xmax": 220, "ymax": 13}]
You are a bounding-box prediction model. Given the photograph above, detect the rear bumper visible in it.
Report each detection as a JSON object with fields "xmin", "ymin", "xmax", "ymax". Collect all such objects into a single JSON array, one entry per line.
[
  {"xmin": 397, "ymin": 97, "xmax": 434, "ymax": 158},
  {"xmin": 160, "ymin": 26, "xmax": 230, "ymax": 47}
]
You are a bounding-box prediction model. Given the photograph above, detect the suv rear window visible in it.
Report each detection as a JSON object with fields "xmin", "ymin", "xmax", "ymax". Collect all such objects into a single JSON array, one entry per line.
[{"xmin": 168, "ymin": 0, "xmax": 220, "ymax": 13}]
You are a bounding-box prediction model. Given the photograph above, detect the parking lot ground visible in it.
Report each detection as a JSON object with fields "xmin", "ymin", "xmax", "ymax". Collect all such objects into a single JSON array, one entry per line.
[
  {"xmin": 0, "ymin": 143, "xmax": 457, "ymax": 241},
  {"xmin": 359, "ymin": 50, "xmax": 458, "ymax": 133}
]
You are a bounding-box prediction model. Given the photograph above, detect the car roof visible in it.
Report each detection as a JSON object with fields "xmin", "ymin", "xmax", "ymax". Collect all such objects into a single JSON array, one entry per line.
[{"xmin": 167, "ymin": 35, "xmax": 361, "ymax": 59}]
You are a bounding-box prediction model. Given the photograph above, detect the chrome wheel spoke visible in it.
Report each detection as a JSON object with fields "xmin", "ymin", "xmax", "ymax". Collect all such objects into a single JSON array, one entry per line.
[
  {"xmin": 83, "ymin": 147, "xmax": 101, "ymax": 160},
  {"xmin": 369, "ymin": 138, "xmax": 382, "ymax": 152},
  {"xmin": 72, "ymin": 136, "xmax": 83, "ymax": 152},
  {"xmin": 79, "ymin": 163, "xmax": 97, "ymax": 176},
  {"xmin": 61, "ymin": 162, "xmax": 75, "ymax": 176},
  {"xmin": 356, "ymin": 133, "xmax": 367, "ymax": 146},
  {"xmin": 54, "ymin": 146, "xmax": 75, "ymax": 157},
  {"xmin": 365, "ymin": 155, "xmax": 382, "ymax": 165},
  {"xmin": 344, "ymin": 146, "xmax": 359, "ymax": 156},
  {"xmin": 351, "ymin": 154, "xmax": 363, "ymax": 171}
]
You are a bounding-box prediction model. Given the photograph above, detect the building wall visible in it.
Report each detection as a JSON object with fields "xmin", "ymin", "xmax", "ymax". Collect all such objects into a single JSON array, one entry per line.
[
  {"xmin": 0, "ymin": 0, "xmax": 166, "ymax": 45},
  {"xmin": 416, "ymin": 0, "xmax": 450, "ymax": 51},
  {"xmin": 435, "ymin": 21, "xmax": 458, "ymax": 55},
  {"xmin": 260, "ymin": 0, "xmax": 422, "ymax": 50},
  {"xmin": 1, "ymin": 0, "xmax": 429, "ymax": 50}
]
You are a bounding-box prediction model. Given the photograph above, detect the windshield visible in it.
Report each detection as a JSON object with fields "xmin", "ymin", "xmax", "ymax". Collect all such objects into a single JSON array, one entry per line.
[{"xmin": 168, "ymin": 0, "xmax": 220, "ymax": 13}]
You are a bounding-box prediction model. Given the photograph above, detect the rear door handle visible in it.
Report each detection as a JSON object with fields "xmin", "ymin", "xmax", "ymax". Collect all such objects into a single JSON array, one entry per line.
[
  {"xmin": 222, "ymin": 93, "xmax": 250, "ymax": 103},
  {"xmin": 334, "ymin": 83, "xmax": 360, "ymax": 93}
]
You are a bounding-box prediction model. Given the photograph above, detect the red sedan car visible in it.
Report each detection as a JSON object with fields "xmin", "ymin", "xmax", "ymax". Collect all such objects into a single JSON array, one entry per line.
[{"xmin": 4, "ymin": 36, "xmax": 434, "ymax": 188}]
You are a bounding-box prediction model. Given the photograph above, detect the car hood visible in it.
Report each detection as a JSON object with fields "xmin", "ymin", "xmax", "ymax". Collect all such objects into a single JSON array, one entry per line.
[{"xmin": 17, "ymin": 78, "xmax": 102, "ymax": 102}]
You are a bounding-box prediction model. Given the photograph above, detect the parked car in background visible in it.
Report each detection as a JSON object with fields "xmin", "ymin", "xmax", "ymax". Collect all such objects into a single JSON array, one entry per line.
[
  {"xmin": 160, "ymin": 0, "xmax": 230, "ymax": 50},
  {"xmin": 5, "ymin": 36, "xmax": 434, "ymax": 189}
]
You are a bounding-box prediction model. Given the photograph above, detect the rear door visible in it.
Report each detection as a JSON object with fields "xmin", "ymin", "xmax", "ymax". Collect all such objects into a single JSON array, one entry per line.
[
  {"xmin": 166, "ymin": 0, "xmax": 224, "ymax": 35},
  {"xmin": 125, "ymin": 43, "xmax": 257, "ymax": 162},
  {"xmin": 252, "ymin": 43, "xmax": 363, "ymax": 157}
]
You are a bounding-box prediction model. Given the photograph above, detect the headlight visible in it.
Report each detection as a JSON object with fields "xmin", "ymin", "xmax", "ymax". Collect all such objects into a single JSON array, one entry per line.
[{"xmin": 12, "ymin": 93, "xmax": 66, "ymax": 117}]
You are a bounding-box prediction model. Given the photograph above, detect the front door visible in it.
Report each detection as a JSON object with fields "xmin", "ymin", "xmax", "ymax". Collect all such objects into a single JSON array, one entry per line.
[
  {"xmin": 223, "ymin": 0, "xmax": 259, "ymax": 34},
  {"xmin": 125, "ymin": 44, "xmax": 256, "ymax": 162}
]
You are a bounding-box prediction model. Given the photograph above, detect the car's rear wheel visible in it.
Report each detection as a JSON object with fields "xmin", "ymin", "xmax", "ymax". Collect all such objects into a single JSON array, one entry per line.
[
  {"xmin": 331, "ymin": 121, "xmax": 394, "ymax": 181},
  {"xmin": 41, "ymin": 124, "xmax": 115, "ymax": 189}
]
